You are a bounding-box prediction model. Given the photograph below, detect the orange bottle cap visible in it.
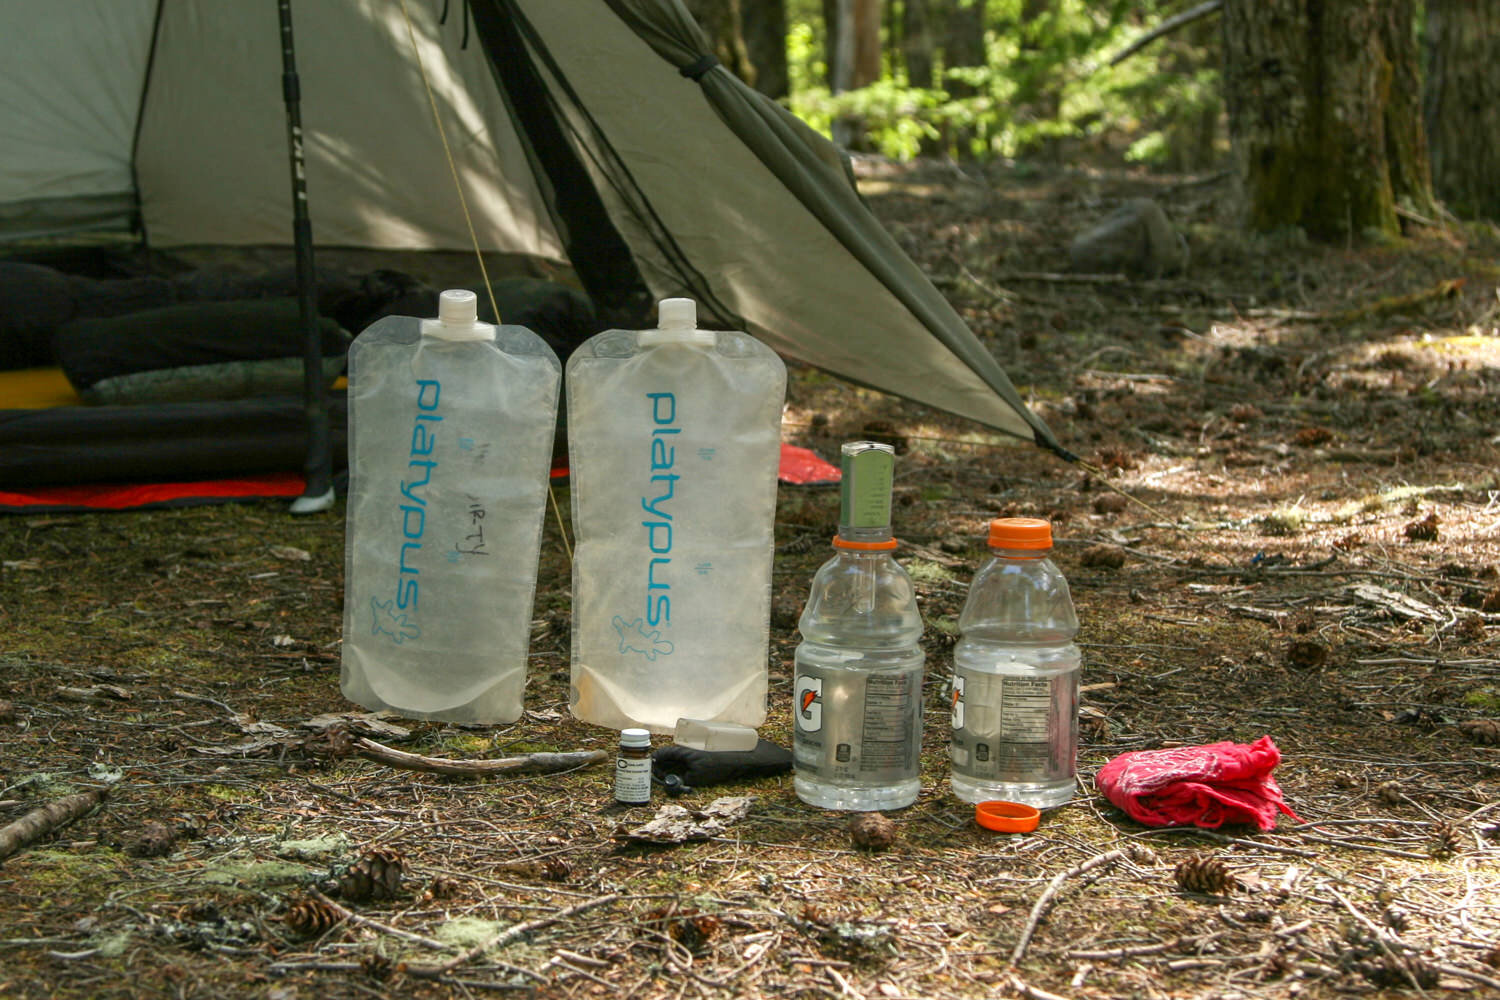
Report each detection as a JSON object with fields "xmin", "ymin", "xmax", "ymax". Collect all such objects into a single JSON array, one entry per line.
[
  {"xmin": 833, "ymin": 537, "xmax": 898, "ymax": 551},
  {"xmin": 975, "ymin": 800, "xmax": 1041, "ymax": 833},
  {"xmin": 988, "ymin": 517, "xmax": 1052, "ymax": 550}
]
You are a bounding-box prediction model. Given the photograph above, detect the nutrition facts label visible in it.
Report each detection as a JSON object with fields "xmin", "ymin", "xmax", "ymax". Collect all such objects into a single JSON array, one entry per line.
[
  {"xmin": 951, "ymin": 665, "xmax": 1075, "ymax": 783},
  {"xmin": 860, "ymin": 673, "xmax": 915, "ymax": 770},
  {"xmin": 998, "ymin": 676, "xmax": 1052, "ymax": 741}
]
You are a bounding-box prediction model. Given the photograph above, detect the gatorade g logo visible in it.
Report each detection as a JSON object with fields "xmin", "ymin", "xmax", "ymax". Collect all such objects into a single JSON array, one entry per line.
[
  {"xmin": 795, "ymin": 676, "xmax": 823, "ymax": 731},
  {"xmin": 951, "ymin": 675, "xmax": 965, "ymax": 730}
]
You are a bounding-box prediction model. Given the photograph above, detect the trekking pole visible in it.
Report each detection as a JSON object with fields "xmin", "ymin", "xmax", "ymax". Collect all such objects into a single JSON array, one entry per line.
[{"xmin": 278, "ymin": 0, "xmax": 335, "ymax": 514}]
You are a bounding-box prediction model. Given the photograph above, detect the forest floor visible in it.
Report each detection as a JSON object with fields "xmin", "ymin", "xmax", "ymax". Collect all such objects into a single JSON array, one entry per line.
[{"xmin": 3, "ymin": 159, "xmax": 1500, "ymax": 1000}]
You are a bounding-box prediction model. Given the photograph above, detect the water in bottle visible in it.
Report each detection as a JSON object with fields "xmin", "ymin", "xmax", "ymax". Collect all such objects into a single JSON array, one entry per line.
[
  {"xmin": 566, "ymin": 298, "xmax": 785, "ymax": 733},
  {"xmin": 794, "ymin": 442, "xmax": 925, "ymax": 811},
  {"xmin": 950, "ymin": 517, "xmax": 1079, "ymax": 808},
  {"xmin": 341, "ymin": 289, "xmax": 561, "ymax": 723}
]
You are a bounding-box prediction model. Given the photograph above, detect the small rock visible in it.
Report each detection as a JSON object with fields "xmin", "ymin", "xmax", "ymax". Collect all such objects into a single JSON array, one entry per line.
[
  {"xmin": 848, "ymin": 812, "xmax": 897, "ymax": 851},
  {"xmin": 1286, "ymin": 638, "xmax": 1329, "ymax": 670},
  {"xmin": 1080, "ymin": 545, "xmax": 1126, "ymax": 569},
  {"xmin": 1092, "ymin": 494, "xmax": 1128, "ymax": 515}
]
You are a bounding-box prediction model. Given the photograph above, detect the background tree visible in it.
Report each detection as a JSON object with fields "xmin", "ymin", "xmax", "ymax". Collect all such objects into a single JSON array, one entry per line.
[
  {"xmin": 901, "ymin": 0, "xmax": 935, "ymax": 88},
  {"xmin": 1423, "ymin": 0, "xmax": 1500, "ymax": 221},
  {"xmin": 1220, "ymin": 0, "xmax": 1435, "ymax": 239},
  {"xmin": 685, "ymin": 0, "xmax": 789, "ymax": 99}
]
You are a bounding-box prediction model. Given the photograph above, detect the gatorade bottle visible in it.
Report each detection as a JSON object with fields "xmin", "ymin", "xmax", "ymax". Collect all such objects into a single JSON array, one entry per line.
[
  {"xmin": 793, "ymin": 442, "xmax": 925, "ymax": 811},
  {"xmin": 950, "ymin": 517, "xmax": 1079, "ymax": 808}
]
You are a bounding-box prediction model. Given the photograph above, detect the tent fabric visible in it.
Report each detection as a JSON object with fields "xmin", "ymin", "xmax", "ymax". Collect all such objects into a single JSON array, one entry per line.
[{"xmin": 0, "ymin": 0, "xmax": 1065, "ymax": 459}]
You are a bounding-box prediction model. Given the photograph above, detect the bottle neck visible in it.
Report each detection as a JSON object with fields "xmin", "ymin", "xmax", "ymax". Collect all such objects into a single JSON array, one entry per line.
[
  {"xmin": 989, "ymin": 545, "xmax": 1050, "ymax": 561},
  {"xmin": 835, "ymin": 525, "xmax": 895, "ymax": 550}
]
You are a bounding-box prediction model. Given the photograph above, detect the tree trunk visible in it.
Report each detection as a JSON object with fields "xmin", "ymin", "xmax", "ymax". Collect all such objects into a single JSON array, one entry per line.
[
  {"xmin": 942, "ymin": 0, "xmax": 986, "ymax": 99},
  {"xmin": 1221, "ymin": 0, "xmax": 1431, "ymax": 240},
  {"xmin": 683, "ymin": 0, "xmax": 763, "ymax": 94},
  {"xmin": 741, "ymin": 0, "xmax": 788, "ymax": 99},
  {"xmin": 937, "ymin": 0, "xmax": 987, "ymax": 157},
  {"xmin": 1424, "ymin": 0, "xmax": 1500, "ymax": 220},
  {"xmin": 1377, "ymin": 1, "xmax": 1437, "ymax": 219},
  {"xmin": 902, "ymin": 0, "xmax": 935, "ymax": 88},
  {"xmin": 827, "ymin": 0, "xmax": 855, "ymax": 93},
  {"xmin": 852, "ymin": 0, "xmax": 883, "ymax": 88}
]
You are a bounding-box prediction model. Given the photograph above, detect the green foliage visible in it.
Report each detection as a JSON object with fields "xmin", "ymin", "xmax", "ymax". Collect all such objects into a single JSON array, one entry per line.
[{"xmin": 783, "ymin": 0, "xmax": 1225, "ymax": 168}]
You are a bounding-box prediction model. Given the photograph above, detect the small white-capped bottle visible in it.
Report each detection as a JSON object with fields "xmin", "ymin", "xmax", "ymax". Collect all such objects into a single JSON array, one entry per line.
[
  {"xmin": 950, "ymin": 517, "xmax": 1079, "ymax": 808},
  {"xmin": 614, "ymin": 728, "xmax": 653, "ymax": 805},
  {"xmin": 793, "ymin": 442, "xmax": 925, "ymax": 811}
]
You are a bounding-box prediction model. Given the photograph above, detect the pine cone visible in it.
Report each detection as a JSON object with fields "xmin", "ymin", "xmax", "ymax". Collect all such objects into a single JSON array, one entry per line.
[
  {"xmin": 284, "ymin": 896, "xmax": 342, "ymax": 937},
  {"xmin": 338, "ymin": 847, "xmax": 405, "ymax": 902},
  {"xmin": 1355, "ymin": 953, "xmax": 1438, "ymax": 989},
  {"xmin": 304, "ymin": 724, "xmax": 355, "ymax": 761},
  {"xmin": 1383, "ymin": 905, "xmax": 1411, "ymax": 933},
  {"xmin": 848, "ymin": 812, "xmax": 898, "ymax": 851},
  {"xmin": 125, "ymin": 820, "xmax": 178, "ymax": 858},
  {"xmin": 360, "ymin": 953, "xmax": 396, "ymax": 980},
  {"xmin": 1459, "ymin": 719, "xmax": 1500, "ymax": 745},
  {"xmin": 1174, "ymin": 853, "xmax": 1237, "ymax": 895},
  {"xmin": 1376, "ymin": 780, "xmax": 1405, "ymax": 805},
  {"xmin": 1430, "ymin": 820, "xmax": 1463, "ymax": 859},
  {"xmin": 0, "ymin": 698, "xmax": 15, "ymax": 722}
]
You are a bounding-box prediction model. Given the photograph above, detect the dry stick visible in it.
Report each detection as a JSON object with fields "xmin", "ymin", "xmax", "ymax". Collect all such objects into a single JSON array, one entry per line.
[
  {"xmin": 407, "ymin": 892, "xmax": 621, "ymax": 977},
  {"xmin": 1104, "ymin": 0, "xmax": 1223, "ymax": 69},
  {"xmin": 1432, "ymin": 964, "xmax": 1500, "ymax": 992},
  {"xmin": 0, "ymin": 789, "xmax": 107, "ymax": 863},
  {"xmin": 1010, "ymin": 847, "xmax": 1134, "ymax": 966},
  {"xmin": 306, "ymin": 889, "xmax": 449, "ymax": 951},
  {"xmin": 1326, "ymin": 888, "xmax": 1429, "ymax": 998},
  {"xmin": 352, "ymin": 737, "xmax": 607, "ymax": 777},
  {"xmin": 1007, "ymin": 974, "xmax": 1077, "ymax": 1000}
]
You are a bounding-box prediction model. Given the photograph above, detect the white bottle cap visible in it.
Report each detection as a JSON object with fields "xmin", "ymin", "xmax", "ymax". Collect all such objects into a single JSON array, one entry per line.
[
  {"xmin": 620, "ymin": 728, "xmax": 652, "ymax": 749},
  {"xmin": 422, "ymin": 289, "xmax": 494, "ymax": 341},
  {"xmin": 439, "ymin": 288, "xmax": 478, "ymax": 325},
  {"xmin": 658, "ymin": 297, "xmax": 696, "ymax": 330},
  {"xmin": 639, "ymin": 297, "xmax": 714, "ymax": 346}
]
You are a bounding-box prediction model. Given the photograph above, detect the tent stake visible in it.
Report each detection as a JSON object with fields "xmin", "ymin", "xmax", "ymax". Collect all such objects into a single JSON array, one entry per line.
[{"xmin": 278, "ymin": 0, "xmax": 335, "ymax": 514}]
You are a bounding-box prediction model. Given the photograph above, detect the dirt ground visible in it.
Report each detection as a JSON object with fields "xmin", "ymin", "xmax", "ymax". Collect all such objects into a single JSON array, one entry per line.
[{"xmin": 3, "ymin": 160, "xmax": 1500, "ymax": 1000}]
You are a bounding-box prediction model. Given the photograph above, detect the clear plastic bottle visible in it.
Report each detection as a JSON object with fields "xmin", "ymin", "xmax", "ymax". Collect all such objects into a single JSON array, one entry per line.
[
  {"xmin": 950, "ymin": 517, "xmax": 1079, "ymax": 808},
  {"xmin": 566, "ymin": 297, "xmax": 785, "ymax": 733},
  {"xmin": 340, "ymin": 289, "xmax": 561, "ymax": 723},
  {"xmin": 794, "ymin": 442, "xmax": 925, "ymax": 811}
]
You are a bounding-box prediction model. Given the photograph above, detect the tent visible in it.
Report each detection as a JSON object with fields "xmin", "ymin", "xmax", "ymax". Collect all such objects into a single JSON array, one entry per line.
[{"xmin": 0, "ymin": 0, "xmax": 1067, "ymax": 508}]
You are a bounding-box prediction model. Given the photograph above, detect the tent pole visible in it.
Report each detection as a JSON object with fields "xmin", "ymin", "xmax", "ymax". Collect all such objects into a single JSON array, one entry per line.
[{"xmin": 278, "ymin": 0, "xmax": 335, "ymax": 514}]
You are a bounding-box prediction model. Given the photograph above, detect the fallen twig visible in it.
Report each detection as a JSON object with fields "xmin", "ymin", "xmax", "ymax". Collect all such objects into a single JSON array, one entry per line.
[
  {"xmin": 1327, "ymin": 887, "xmax": 1428, "ymax": 997},
  {"xmin": 0, "ymin": 788, "xmax": 108, "ymax": 863},
  {"xmin": 1008, "ymin": 973, "xmax": 1077, "ymax": 1000},
  {"xmin": 407, "ymin": 892, "xmax": 621, "ymax": 976},
  {"xmin": 352, "ymin": 736, "xmax": 607, "ymax": 777},
  {"xmin": 307, "ymin": 889, "xmax": 448, "ymax": 950},
  {"xmin": 1011, "ymin": 845, "xmax": 1151, "ymax": 965},
  {"xmin": 1104, "ymin": 0, "xmax": 1222, "ymax": 69}
]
